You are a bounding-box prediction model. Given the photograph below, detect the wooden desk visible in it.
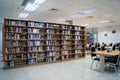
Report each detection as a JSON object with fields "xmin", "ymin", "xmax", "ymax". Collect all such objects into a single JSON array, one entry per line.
[{"xmin": 91, "ymin": 50, "xmax": 119, "ymax": 72}]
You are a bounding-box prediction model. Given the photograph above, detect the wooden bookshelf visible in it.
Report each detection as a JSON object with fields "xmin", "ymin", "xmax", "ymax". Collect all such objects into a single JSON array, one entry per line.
[{"xmin": 2, "ymin": 18, "xmax": 86, "ymax": 69}]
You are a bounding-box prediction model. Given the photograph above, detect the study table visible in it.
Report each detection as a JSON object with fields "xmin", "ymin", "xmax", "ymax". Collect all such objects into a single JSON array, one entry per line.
[{"xmin": 91, "ymin": 50, "xmax": 119, "ymax": 72}]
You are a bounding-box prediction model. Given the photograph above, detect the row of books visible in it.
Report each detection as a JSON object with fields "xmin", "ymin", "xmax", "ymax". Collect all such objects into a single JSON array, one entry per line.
[
  {"xmin": 62, "ymin": 51, "xmax": 68, "ymax": 55},
  {"xmin": 62, "ymin": 30, "xmax": 70, "ymax": 34},
  {"xmin": 62, "ymin": 25, "xmax": 72, "ymax": 29},
  {"xmin": 5, "ymin": 41, "xmax": 18, "ymax": 47},
  {"xmin": 6, "ymin": 33, "xmax": 27, "ymax": 40},
  {"xmin": 28, "ymin": 22, "xmax": 45, "ymax": 27},
  {"xmin": 62, "ymin": 41, "xmax": 71, "ymax": 44},
  {"xmin": 45, "ymin": 51, "xmax": 59, "ymax": 57},
  {"xmin": 45, "ymin": 54, "xmax": 60, "ymax": 62},
  {"xmin": 62, "ymin": 45, "xmax": 68, "ymax": 50},
  {"xmin": 62, "ymin": 35, "xmax": 71, "ymax": 39},
  {"xmin": 75, "ymin": 36, "xmax": 81, "ymax": 39},
  {"xmin": 5, "ymin": 20, "xmax": 26, "ymax": 26},
  {"xmin": 5, "ymin": 61, "xmax": 15, "ymax": 67},
  {"xmin": 5, "ymin": 54, "xmax": 14, "ymax": 60},
  {"xmin": 28, "ymin": 28, "xmax": 44, "ymax": 33},
  {"xmin": 6, "ymin": 27, "xmax": 22, "ymax": 33},
  {"xmin": 5, "ymin": 54, "xmax": 27, "ymax": 60},
  {"xmin": 75, "ymin": 31, "xmax": 83, "ymax": 35},
  {"xmin": 5, "ymin": 20, "xmax": 83, "ymax": 30},
  {"xmin": 46, "ymin": 35, "xmax": 55, "ymax": 39},
  {"xmin": 46, "ymin": 29, "xmax": 55, "ymax": 34},
  {"xmin": 28, "ymin": 59, "xmax": 37, "ymax": 64},
  {"xmin": 75, "ymin": 45, "xmax": 82, "ymax": 49},
  {"xmin": 74, "ymin": 41, "xmax": 82, "ymax": 44},
  {"xmin": 28, "ymin": 34, "xmax": 41, "ymax": 39},
  {"xmin": 46, "ymin": 23, "xmax": 55, "ymax": 28},
  {"xmin": 46, "ymin": 46, "xmax": 60, "ymax": 51},
  {"xmin": 28, "ymin": 41, "xmax": 44, "ymax": 46},
  {"xmin": 75, "ymin": 26, "xmax": 81, "ymax": 30},
  {"xmin": 28, "ymin": 46, "xmax": 43, "ymax": 52},
  {"xmin": 46, "ymin": 40, "xmax": 56, "ymax": 45},
  {"xmin": 28, "ymin": 53, "xmax": 37, "ymax": 58},
  {"xmin": 5, "ymin": 47, "xmax": 27, "ymax": 53},
  {"xmin": 75, "ymin": 50, "xmax": 82, "ymax": 53}
]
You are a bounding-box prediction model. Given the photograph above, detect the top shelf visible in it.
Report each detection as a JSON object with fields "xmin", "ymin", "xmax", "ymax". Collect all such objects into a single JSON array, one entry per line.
[
  {"xmin": 5, "ymin": 25, "xmax": 85, "ymax": 32},
  {"xmin": 4, "ymin": 19, "xmax": 85, "ymax": 31}
]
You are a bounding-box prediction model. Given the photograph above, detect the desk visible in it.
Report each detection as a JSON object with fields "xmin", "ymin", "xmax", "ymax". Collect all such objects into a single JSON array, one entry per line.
[{"xmin": 91, "ymin": 50, "xmax": 119, "ymax": 72}]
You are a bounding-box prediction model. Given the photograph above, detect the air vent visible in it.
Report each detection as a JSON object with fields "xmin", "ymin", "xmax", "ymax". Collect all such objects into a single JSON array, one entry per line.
[
  {"xmin": 86, "ymin": 16, "xmax": 94, "ymax": 18},
  {"xmin": 50, "ymin": 8, "xmax": 58, "ymax": 12}
]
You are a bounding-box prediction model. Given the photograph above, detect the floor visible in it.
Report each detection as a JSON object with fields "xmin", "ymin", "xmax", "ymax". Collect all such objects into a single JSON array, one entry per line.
[{"xmin": 0, "ymin": 54, "xmax": 120, "ymax": 80}]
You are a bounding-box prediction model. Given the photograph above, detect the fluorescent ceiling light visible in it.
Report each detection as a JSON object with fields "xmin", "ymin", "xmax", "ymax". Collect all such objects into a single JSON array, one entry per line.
[
  {"xmin": 24, "ymin": 3, "xmax": 39, "ymax": 11},
  {"xmin": 34, "ymin": 0, "xmax": 46, "ymax": 4},
  {"xmin": 24, "ymin": 0, "xmax": 46, "ymax": 11},
  {"xmin": 99, "ymin": 13, "xmax": 114, "ymax": 18},
  {"xmin": 56, "ymin": 18, "xmax": 64, "ymax": 21},
  {"xmin": 81, "ymin": 24, "xmax": 89, "ymax": 26},
  {"xmin": 99, "ymin": 20, "xmax": 110, "ymax": 23},
  {"xmin": 82, "ymin": 8, "xmax": 98, "ymax": 14},
  {"xmin": 70, "ymin": 13, "xmax": 84, "ymax": 18},
  {"xmin": 70, "ymin": 7, "xmax": 98, "ymax": 18},
  {"xmin": 19, "ymin": 13, "xmax": 29, "ymax": 18}
]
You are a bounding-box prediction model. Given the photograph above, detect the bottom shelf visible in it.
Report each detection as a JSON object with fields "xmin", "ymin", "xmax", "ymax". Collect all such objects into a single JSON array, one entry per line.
[{"xmin": 3, "ymin": 55, "xmax": 85, "ymax": 69}]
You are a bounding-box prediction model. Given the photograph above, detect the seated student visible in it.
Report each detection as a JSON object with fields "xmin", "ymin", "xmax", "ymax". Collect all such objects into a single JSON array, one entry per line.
[
  {"xmin": 109, "ymin": 43, "xmax": 113, "ymax": 46},
  {"xmin": 101, "ymin": 45, "xmax": 105, "ymax": 51},
  {"xmin": 104, "ymin": 44, "xmax": 107, "ymax": 47},
  {"xmin": 116, "ymin": 43, "xmax": 119, "ymax": 47},
  {"xmin": 112, "ymin": 45, "xmax": 116, "ymax": 50}
]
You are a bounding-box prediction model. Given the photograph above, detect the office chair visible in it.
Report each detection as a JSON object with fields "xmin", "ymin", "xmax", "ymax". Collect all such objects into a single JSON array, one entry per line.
[
  {"xmin": 90, "ymin": 46, "xmax": 99, "ymax": 69},
  {"xmin": 105, "ymin": 53, "xmax": 120, "ymax": 73}
]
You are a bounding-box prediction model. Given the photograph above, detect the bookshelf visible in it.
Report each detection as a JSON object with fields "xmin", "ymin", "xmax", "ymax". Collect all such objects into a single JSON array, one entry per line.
[{"xmin": 3, "ymin": 18, "xmax": 86, "ymax": 69}]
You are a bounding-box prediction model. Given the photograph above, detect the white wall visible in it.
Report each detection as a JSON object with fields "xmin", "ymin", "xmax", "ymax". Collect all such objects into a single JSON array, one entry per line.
[
  {"xmin": 0, "ymin": 23, "xmax": 2, "ymax": 51},
  {"xmin": 98, "ymin": 26, "xmax": 120, "ymax": 44}
]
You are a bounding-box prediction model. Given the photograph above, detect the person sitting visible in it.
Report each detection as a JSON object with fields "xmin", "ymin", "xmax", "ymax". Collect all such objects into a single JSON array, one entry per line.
[
  {"xmin": 101, "ymin": 45, "xmax": 105, "ymax": 51},
  {"xmin": 112, "ymin": 45, "xmax": 116, "ymax": 50}
]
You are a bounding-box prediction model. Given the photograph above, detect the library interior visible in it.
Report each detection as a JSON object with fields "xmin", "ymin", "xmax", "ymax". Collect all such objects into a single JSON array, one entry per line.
[{"xmin": 0, "ymin": 0, "xmax": 120, "ymax": 80}]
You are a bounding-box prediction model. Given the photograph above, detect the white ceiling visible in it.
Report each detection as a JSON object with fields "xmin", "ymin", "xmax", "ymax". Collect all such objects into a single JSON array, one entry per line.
[{"xmin": 0, "ymin": 0, "xmax": 120, "ymax": 28}]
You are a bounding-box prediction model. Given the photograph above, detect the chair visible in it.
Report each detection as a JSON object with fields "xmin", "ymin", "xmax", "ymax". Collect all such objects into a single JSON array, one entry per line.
[
  {"xmin": 105, "ymin": 52, "xmax": 120, "ymax": 73},
  {"xmin": 90, "ymin": 46, "xmax": 100, "ymax": 69},
  {"xmin": 97, "ymin": 44, "xmax": 101, "ymax": 51}
]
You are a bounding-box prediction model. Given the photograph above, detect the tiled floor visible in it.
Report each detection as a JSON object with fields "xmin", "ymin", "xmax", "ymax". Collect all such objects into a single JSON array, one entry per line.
[{"xmin": 0, "ymin": 55, "xmax": 120, "ymax": 80}]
